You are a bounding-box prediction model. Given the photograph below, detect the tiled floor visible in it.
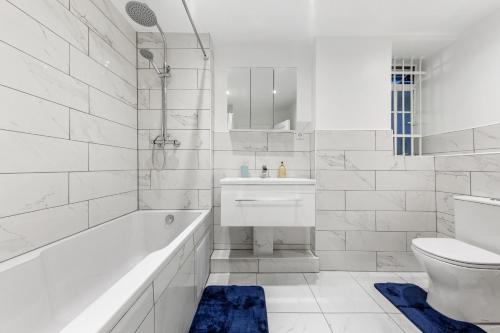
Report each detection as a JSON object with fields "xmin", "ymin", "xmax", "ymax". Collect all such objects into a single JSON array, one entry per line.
[{"xmin": 206, "ymin": 271, "xmax": 500, "ymax": 333}]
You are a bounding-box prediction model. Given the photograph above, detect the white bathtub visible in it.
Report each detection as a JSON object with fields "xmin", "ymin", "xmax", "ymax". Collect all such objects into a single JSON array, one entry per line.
[{"xmin": 0, "ymin": 209, "xmax": 212, "ymax": 333}]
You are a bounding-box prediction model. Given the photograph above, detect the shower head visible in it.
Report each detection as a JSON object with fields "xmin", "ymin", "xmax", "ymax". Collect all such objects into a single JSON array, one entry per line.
[
  {"xmin": 139, "ymin": 48, "xmax": 154, "ymax": 61},
  {"xmin": 125, "ymin": 1, "xmax": 158, "ymax": 27},
  {"xmin": 140, "ymin": 48, "xmax": 161, "ymax": 74}
]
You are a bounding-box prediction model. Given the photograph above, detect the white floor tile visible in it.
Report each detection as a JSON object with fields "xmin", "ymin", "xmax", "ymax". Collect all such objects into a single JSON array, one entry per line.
[
  {"xmin": 206, "ymin": 273, "xmax": 257, "ymax": 286},
  {"xmin": 304, "ymin": 272, "xmax": 383, "ymax": 313},
  {"xmin": 350, "ymin": 272, "xmax": 406, "ymax": 313},
  {"xmin": 480, "ymin": 325, "xmax": 500, "ymax": 333},
  {"xmin": 389, "ymin": 314, "xmax": 422, "ymax": 333},
  {"xmin": 257, "ymin": 273, "xmax": 321, "ymax": 313},
  {"xmin": 325, "ymin": 313, "xmax": 404, "ymax": 333},
  {"xmin": 267, "ymin": 313, "xmax": 332, "ymax": 333}
]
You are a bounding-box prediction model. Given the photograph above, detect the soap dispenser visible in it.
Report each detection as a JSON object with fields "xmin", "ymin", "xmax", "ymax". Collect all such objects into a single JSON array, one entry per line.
[{"xmin": 278, "ymin": 161, "xmax": 287, "ymax": 178}]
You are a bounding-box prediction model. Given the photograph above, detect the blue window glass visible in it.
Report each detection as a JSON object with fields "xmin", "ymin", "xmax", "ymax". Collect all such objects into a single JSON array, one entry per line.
[
  {"xmin": 391, "ymin": 74, "xmax": 413, "ymax": 84},
  {"xmin": 395, "ymin": 113, "xmax": 411, "ymax": 135},
  {"xmin": 395, "ymin": 92, "xmax": 411, "ymax": 111},
  {"xmin": 404, "ymin": 137, "xmax": 412, "ymax": 156},
  {"xmin": 396, "ymin": 138, "xmax": 403, "ymax": 155}
]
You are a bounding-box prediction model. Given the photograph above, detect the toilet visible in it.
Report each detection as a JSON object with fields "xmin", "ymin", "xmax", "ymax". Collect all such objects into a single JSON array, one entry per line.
[{"xmin": 412, "ymin": 195, "xmax": 500, "ymax": 324}]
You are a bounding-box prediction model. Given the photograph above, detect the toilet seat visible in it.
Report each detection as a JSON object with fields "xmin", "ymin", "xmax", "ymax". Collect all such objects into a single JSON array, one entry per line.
[{"xmin": 412, "ymin": 238, "xmax": 500, "ymax": 270}]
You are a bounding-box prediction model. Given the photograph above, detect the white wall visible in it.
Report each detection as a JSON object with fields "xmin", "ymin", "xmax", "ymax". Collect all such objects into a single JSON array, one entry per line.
[
  {"xmin": 314, "ymin": 37, "xmax": 392, "ymax": 130},
  {"xmin": 422, "ymin": 9, "xmax": 500, "ymax": 135},
  {"xmin": 213, "ymin": 42, "xmax": 313, "ymax": 131}
]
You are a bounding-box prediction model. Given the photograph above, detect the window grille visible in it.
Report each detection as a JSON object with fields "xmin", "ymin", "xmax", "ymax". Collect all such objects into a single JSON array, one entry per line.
[{"xmin": 391, "ymin": 58, "xmax": 424, "ymax": 155}]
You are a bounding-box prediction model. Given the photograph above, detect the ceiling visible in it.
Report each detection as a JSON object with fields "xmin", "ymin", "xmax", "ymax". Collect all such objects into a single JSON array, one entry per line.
[{"xmin": 111, "ymin": 0, "xmax": 500, "ymax": 56}]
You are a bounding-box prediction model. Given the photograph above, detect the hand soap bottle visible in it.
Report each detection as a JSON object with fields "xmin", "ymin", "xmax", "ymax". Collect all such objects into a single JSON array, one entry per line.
[{"xmin": 278, "ymin": 161, "xmax": 287, "ymax": 178}]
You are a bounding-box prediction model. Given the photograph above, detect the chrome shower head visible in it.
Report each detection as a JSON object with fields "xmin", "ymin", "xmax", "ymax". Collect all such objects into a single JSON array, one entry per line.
[
  {"xmin": 125, "ymin": 1, "xmax": 157, "ymax": 27},
  {"xmin": 139, "ymin": 48, "xmax": 154, "ymax": 61}
]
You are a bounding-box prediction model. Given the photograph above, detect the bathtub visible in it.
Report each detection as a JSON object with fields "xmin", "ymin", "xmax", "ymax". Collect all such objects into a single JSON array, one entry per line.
[{"xmin": 0, "ymin": 209, "xmax": 212, "ymax": 333}]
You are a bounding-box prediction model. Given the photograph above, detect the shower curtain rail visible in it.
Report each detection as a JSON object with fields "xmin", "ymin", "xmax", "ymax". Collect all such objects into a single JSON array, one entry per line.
[{"xmin": 181, "ymin": 0, "xmax": 209, "ymax": 60}]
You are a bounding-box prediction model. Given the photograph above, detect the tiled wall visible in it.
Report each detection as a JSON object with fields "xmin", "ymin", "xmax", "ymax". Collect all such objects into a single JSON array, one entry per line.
[
  {"xmin": 434, "ymin": 152, "xmax": 500, "ymax": 237},
  {"xmin": 314, "ymin": 130, "xmax": 437, "ymax": 271},
  {"xmin": 423, "ymin": 122, "xmax": 500, "ymax": 155},
  {"xmin": 0, "ymin": 0, "xmax": 138, "ymax": 262},
  {"xmin": 212, "ymin": 131, "xmax": 314, "ymax": 250},
  {"xmin": 136, "ymin": 32, "xmax": 213, "ymax": 210}
]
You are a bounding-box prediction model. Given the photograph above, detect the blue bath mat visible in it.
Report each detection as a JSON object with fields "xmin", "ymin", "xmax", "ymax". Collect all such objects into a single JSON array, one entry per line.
[
  {"xmin": 375, "ymin": 283, "xmax": 486, "ymax": 333},
  {"xmin": 189, "ymin": 285, "xmax": 269, "ymax": 333}
]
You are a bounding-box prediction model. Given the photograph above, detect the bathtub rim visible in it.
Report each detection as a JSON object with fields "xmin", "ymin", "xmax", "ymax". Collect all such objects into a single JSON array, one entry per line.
[{"xmin": 0, "ymin": 209, "xmax": 211, "ymax": 333}]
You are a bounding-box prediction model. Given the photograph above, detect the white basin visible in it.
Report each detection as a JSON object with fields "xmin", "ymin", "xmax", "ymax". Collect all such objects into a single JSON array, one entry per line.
[{"xmin": 220, "ymin": 178, "xmax": 316, "ymax": 227}]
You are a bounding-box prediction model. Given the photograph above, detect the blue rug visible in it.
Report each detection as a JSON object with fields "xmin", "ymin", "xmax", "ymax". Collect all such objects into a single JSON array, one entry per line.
[
  {"xmin": 375, "ymin": 283, "xmax": 486, "ymax": 333},
  {"xmin": 189, "ymin": 285, "xmax": 269, "ymax": 333}
]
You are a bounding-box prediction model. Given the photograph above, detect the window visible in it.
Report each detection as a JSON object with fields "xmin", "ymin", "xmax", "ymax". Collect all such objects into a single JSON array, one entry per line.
[{"xmin": 391, "ymin": 59, "xmax": 423, "ymax": 156}]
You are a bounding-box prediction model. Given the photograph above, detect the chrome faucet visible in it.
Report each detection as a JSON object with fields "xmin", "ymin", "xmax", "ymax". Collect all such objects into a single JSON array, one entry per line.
[{"xmin": 260, "ymin": 165, "xmax": 269, "ymax": 178}]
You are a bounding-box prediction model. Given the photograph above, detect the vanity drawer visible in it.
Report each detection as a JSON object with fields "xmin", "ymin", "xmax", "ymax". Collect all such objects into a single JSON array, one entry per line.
[{"xmin": 221, "ymin": 184, "xmax": 315, "ymax": 227}]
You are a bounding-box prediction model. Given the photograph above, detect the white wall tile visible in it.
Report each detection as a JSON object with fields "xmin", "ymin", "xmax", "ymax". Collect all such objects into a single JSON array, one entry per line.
[
  {"xmin": 70, "ymin": 47, "xmax": 136, "ymax": 107},
  {"xmin": 9, "ymin": 0, "xmax": 89, "ymax": 53},
  {"xmin": 89, "ymin": 31, "xmax": 136, "ymax": 86},
  {"xmin": 316, "ymin": 130, "xmax": 375, "ymax": 150},
  {"xmin": 138, "ymin": 69, "xmax": 198, "ymax": 90},
  {"xmin": 70, "ymin": 0, "xmax": 136, "ymax": 64},
  {"xmin": 139, "ymin": 149, "xmax": 201, "ymax": 170},
  {"xmin": 436, "ymin": 191, "xmax": 454, "ymax": 215},
  {"xmin": 376, "ymin": 211, "xmax": 436, "ymax": 232},
  {"xmin": 89, "ymin": 88, "xmax": 137, "ymax": 128},
  {"xmin": 437, "ymin": 212, "xmax": 454, "ymax": 237},
  {"xmin": 375, "ymin": 130, "xmax": 393, "ymax": 151},
  {"xmin": 346, "ymin": 231, "xmax": 406, "ymax": 251},
  {"xmin": 346, "ymin": 191, "xmax": 405, "ymax": 211},
  {"xmin": 70, "ymin": 110, "xmax": 137, "ymax": 149},
  {"xmin": 474, "ymin": 123, "xmax": 500, "ymax": 151},
  {"xmin": 213, "ymin": 131, "xmax": 267, "ymax": 151},
  {"xmin": 405, "ymin": 191, "xmax": 436, "ymax": 211},
  {"xmin": 315, "ymin": 151, "xmax": 345, "ymax": 170},
  {"xmin": 138, "ymin": 32, "xmax": 202, "ymax": 49},
  {"xmin": 89, "ymin": 191, "xmax": 137, "ymax": 227},
  {"xmin": 69, "ymin": 170, "xmax": 136, "ymax": 203},
  {"xmin": 317, "ymin": 171, "xmax": 375, "ymax": 190},
  {"xmin": 0, "ymin": 0, "xmax": 69, "ymax": 72},
  {"xmin": 0, "ymin": 202, "xmax": 88, "ymax": 261},
  {"xmin": 89, "ymin": 144, "xmax": 136, "ymax": 171},
  {"xmin": 435, "ymin": 153, "xmax": 500, "ymax": 172},
  {"xmin": 162, "ymin": 130, "xmax": 210, "ymax": 150},
  {"xmin": 139, "ymin": 190, "xmax": 198, "ymax": 209},
  {"xmin": 150, "ymin": 170, "xmax": 211, "ymax": 190},
  {"xmin": 376, "ymin": 171, "xmax": 435, "ymax": 190},
  {"xmin": 422, "ymin": 130, "xmax": 473, "ymax": 154},
  {"xmin": 0, "ymin": 42, "xmax": 88, "ymax": 111},
  {"xmin": 0, "ymin": 86, "xmax": 69, "ymax": 139},
  {"xmin": 318, "ymin": 251, "xmax": 376, "ymax": 271},
  {"xmin": 345, "ymin": 151, "xmax": 404, "ymax": 170},
  {"xmin": 0, "ymin": 173, "xmax": 68, "ymax": 217},
  {"xmin": 150, "ymin": 90, "xmax": 211, "ymax": 109},
  {"xmin": 471, "ymin": 172, "xmax": 500, "ymax": 199},
  {"xmin": 316, "ymin": 231, "xmax": 346, "ymax": 250},
  {"xmin": 268, "ymin": 133, "xmax": 311, "ymax": 152},
  {"xmin": 213, "ymin": 151, "xmax": 256, "ymax": 169},
  {"xmin": 89, "ymin": 0, "xmax": 136, "ymax": 45},
  {"xmin": 0, "ymin": 131, "xmax": 87, "ymax": 173},
  {"xmin": 316, "ymin": 191, "xmax": 345, "ymax": 210},
  {"xmin": 377, "ymin": 252, "xmax": 422, "ymax": 271},
  {"xmin": 404, "ymin": 156, "xmax": 435, "ymax": 170},
  {"xmin": 256, "ymin": 151, "xmax": 311, "ymax": 170},
  {"xmin": 167, "ymin": 110, "xmax": 211, "ymax": 130},
  {"xmin": 317, "ymin": 211, "xmax": 375, "ymax": 231},
  {"xmin": 435, "ymin": 171, "xmax": 470, "ymax": 194}
]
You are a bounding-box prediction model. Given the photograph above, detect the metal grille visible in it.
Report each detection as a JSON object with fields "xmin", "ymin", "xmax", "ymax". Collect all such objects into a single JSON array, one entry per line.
[{"xmin": 391, "ymin": 58, "xmax": 424, "ymax": 156}]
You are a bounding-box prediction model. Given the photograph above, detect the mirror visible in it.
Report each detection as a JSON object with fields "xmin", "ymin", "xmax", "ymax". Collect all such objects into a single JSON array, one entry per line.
[{"xmin": 227, "ymin": 67, "xmax": 297, "ymax": 130}]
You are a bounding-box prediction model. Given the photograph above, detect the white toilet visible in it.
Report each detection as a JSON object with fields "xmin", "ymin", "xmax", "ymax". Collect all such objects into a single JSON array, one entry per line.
[{"xmin": 412, "ymin": 195, "xmax": 500, "ymax": 324}]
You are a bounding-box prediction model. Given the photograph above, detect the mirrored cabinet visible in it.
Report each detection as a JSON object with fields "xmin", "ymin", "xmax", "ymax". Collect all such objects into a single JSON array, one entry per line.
[{"xmin": 227, "ymin": 67, "xmax": 297, "ymax": 131}]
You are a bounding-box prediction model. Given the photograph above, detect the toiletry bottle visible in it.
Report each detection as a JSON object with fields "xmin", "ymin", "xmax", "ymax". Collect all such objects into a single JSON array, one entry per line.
[
  {"xmin": 278, "ymin": 161, "xmax": 287, "ymax": 178},
  {"xmin": 240, "ymin": 164, "xmax": 249, "ymax": 178}
]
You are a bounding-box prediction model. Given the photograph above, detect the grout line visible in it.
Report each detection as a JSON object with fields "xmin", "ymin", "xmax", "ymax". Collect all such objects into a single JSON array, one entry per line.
[{"xmin": 303, "ymin": 273, "xmax": 334, "ymax": 333}]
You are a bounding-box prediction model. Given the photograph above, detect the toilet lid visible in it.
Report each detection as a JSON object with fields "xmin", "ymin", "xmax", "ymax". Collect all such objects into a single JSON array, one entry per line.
[{"xmin": 412, "ymin": 238, "xmax": 500, "ymax": 268}]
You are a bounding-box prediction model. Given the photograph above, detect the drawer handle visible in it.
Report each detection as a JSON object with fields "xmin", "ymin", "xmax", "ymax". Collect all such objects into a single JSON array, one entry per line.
[{"xmin": 235, "ymin": 197, "xmax": 301, "ymax": 202}]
